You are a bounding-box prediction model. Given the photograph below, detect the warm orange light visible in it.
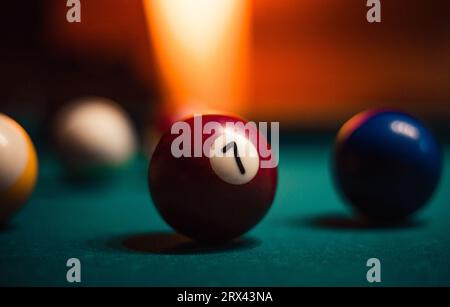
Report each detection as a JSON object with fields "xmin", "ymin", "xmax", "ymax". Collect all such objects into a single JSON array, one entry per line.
[
  {"xmin": 337, "ymin": 110, "xmax": 379, "ymax": 141},
  {"xmin": 143, "ymin": 0, "xmax": 250, "ymax": 116}
]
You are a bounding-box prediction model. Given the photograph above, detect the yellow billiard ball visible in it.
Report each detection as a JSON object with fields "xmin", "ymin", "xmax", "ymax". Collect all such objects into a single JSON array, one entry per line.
[{"xmin": 0, "ymin": 114, "xmax": 38, "ymax": 225}]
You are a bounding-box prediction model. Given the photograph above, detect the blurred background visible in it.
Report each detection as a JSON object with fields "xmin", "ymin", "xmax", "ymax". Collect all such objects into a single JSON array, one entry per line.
[{"xmin": 1, "ymin": 0, "xmax": 450, "ymax": 145}]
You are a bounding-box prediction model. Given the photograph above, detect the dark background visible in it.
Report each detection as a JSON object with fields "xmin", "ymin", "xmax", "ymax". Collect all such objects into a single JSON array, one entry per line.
[{"xmin": 1, "ymin": 0, "xmax": 449, "ymax": 136}]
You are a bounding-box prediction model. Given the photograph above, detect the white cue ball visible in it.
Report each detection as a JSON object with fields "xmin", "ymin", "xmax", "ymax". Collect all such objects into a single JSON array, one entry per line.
[{"xmin": 54, "ymin": 97, "xmax": 137, "ymax": 174}]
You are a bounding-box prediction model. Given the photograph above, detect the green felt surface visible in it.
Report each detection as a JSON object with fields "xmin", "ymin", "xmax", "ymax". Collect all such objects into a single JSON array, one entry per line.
[{"xmin": 1, "ymin": 138, "xmax": 449, "ymax": 286}]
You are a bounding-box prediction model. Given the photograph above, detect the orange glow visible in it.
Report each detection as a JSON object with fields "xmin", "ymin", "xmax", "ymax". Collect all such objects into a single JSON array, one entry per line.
[
  {"xmin": 337, "ymin": 110, "xmax": 379, "ymax": 141},
  {"xmin": 143, "ymin": 0, "xmax": 250, "ymax": 115},
  {"xmin": 250, "ymin": 0, "xmax": 450, "ymax": 126}
]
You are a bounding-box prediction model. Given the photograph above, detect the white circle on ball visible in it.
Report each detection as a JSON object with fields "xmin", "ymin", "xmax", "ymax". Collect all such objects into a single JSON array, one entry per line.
[{"xmin": 209, "ymin": 129, "xmax": 259, "ymax": 185}]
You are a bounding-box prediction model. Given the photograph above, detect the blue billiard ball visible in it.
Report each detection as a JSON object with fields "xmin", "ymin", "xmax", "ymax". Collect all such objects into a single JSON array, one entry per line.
[{"xmin": 333, "ymin": 109, "xmax": 443, "ymax": 221}]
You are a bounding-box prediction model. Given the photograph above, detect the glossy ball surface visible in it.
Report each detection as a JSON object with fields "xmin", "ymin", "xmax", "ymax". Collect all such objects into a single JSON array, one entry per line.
[
  {"xmin": 149, "ymin": 114, "xmax": 277, "ymax": 242},
  {"xmin": 0, "ymin": 114, "xmax": 38, "ymax": 224},
  {"xmin": 333, "ymin": 109, "xmax": 442, "ymax": 221}
]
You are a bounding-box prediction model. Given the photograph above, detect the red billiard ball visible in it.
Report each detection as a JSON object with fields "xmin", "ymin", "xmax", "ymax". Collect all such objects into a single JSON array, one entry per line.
[{"xmin": 148, "ymin": 114, "xmax": 278, "ymax": 243}]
